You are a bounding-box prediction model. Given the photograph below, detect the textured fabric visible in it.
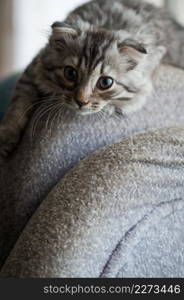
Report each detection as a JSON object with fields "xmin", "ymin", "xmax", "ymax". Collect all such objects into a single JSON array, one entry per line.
[
  {"xmin": 0, "ymin": 65, "xmax": 184, "ymax": 274},
  {"xmin": 1, "ymin": 127, "xmax": 184, "ymax": 277},
  {"xmin": 116, "ymin": 201, "xmax": 184, "ymax": 277}
]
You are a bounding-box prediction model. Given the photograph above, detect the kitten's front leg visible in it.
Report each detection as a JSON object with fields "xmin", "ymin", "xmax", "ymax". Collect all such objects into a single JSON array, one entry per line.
[
  {"xmin": 0, "ymin": 103, "xmax": 30, "ymax": 163},
  {"xmin": 0, "ymin": 126, "xmax": 20, "ymax": 161},
  {"xmin": 0, "ymin": 70, "xmax": 37, "ymax": 163},
  {"xmin": 120, "ymin": 83, "xmax": 153, "ymax": 114},
  {"xmin": 0, "ymin": 100, "xmax": 33, "ymax": 164}
]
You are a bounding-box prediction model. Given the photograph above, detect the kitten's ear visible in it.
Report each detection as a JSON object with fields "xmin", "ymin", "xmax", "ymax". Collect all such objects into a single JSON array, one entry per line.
[
  {"xmin": 51, "ymin": 22, "xmax": 78, "ymax": 41},
  {"xmin": 118, "ymin": 39, "xmax": 147, "ymax": 67}
]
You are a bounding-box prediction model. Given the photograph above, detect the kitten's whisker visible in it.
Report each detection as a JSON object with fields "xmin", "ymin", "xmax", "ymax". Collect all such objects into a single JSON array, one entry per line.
[
  {"xmin": 31, "ymin": 97, "xmax": 61, "ymax": 122},
  {"xmin": 19, "ymin": 102, "xmax": 39, "ymax": 123},
  {"xmin": 45, "ymin": 111, "xmax": 52, "ymax": 134},
  {"xmin": 31, "ymin": 102, "xmax": 59, "ymax": 138},
  {"xmin": 47, "ymin": 103, "xmax": 65, "ymax": 134},
  {"xmin": 50, "ymin": 107, "xmax": 61, "ymax": 133},
  {"xmin": 114, "ymin": 108, "xmax": 124, "ymax": 121},
  {"xmin": 55, "ymin": 104, "xmax": 66, "ymax": 129},
  {"xmin": 56, "ymin": 105, "xmax": 65, "ymax": 128},
  {"xmin": 31, "ymin": 109, "xmax": 50, "ymax": 139},
  {"xmin": 45, "ymin": 104, "xmax": 59, "ymax": 132},
  {"xmin": 19, "ymin": 97, "xmax": 62, "ymax": 123}
]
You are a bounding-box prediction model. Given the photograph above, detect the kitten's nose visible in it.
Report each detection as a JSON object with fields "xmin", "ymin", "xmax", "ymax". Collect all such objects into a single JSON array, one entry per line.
[{"xmin": 76, "ymin": 100, "xmax": 89, "ymax": 108}]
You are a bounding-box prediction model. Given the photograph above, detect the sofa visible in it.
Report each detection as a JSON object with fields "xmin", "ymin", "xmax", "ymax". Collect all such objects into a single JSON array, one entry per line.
[{"xmin": 0, "ymin": 64, "xmax": 184, "ymax": 277}]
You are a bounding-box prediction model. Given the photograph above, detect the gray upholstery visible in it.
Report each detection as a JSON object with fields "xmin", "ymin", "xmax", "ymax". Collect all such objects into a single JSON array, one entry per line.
[
  {"xmin": 0, "ymin": 65, "xmax": 184, "ymax": 277},
  {"xmin": 1, "ymin": 127, "xmax": 184, "ymax": 277}
]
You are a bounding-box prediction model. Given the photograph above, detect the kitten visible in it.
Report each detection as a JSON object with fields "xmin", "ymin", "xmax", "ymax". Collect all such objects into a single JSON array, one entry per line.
[{"xmin": 0, "ymin": 0, "xmax": 184, "ymax": 161}]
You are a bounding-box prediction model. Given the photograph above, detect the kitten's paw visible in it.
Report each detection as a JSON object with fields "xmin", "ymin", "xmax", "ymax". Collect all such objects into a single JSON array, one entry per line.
[
  {"xmin": 120, "ymin": 94, "xmax": 148, "ymax": 114},
  {"xmin": 117, "ymin": 80, "xmax": 153, "ymax": 114},
  {"xmin": 0, "ymin": 128, "xmax": 20, "ymax": 163}
]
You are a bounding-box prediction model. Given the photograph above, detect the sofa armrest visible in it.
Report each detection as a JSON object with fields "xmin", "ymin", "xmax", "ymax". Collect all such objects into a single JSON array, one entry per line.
[{"xmin": 1, "ymin": 127, "xmax": 184, "ymax": 277}]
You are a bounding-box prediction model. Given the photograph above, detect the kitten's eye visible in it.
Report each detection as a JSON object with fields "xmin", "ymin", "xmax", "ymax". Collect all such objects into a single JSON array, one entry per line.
[
  {"xmin": 97, "ymin": 76, "xmax": 114, "ymax": 90},
  {"xmin": 64, "ymin": 66, "xmax": 77, "ymax": 82}
]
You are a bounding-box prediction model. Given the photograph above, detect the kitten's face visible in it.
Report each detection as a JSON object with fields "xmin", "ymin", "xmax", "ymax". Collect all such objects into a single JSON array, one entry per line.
[{"xmin": 37, "ymin": 24, "xmax": 146, "ymax": 115}]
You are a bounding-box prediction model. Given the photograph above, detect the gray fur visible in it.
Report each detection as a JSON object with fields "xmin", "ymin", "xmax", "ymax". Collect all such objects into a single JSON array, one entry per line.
[{"xmin": 0, "ymin": 0, "xmax": 184, "ymax": 159}]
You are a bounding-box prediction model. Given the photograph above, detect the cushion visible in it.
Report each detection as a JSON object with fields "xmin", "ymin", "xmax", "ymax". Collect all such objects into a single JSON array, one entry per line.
[{"xmin": 1, "ymin": 127, "xmax": 184, "ymax": 277}]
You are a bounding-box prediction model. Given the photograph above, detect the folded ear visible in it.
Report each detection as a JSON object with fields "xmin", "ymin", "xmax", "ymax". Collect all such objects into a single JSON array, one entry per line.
[
  {"xmin": 118, "ymin": 39, "xmax": 147, "ymax": 68},
  {"xmin": 51, "ymin": 22, "xmax": 78, "ymax": 42},
  {"xmin": 51, "ymin": 22, "xmax": 78, "ymax": 35}
]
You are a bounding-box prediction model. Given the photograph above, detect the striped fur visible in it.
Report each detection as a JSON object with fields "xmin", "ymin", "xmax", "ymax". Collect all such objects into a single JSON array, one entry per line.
[{"xmin": 0, "ymin": 0, "xmax": 184, "ymax": 160}]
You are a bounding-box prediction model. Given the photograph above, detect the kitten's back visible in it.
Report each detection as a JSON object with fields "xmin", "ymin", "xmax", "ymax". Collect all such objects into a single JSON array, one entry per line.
[{"xmin": 66, "ymin": 0, "xmax": 184, "ymax": 67}]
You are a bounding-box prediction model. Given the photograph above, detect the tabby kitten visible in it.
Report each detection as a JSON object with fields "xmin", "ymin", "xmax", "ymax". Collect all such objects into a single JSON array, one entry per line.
[{"xmin": 0, "ymin": 0, "xmax": 184, "ymax": 161}]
